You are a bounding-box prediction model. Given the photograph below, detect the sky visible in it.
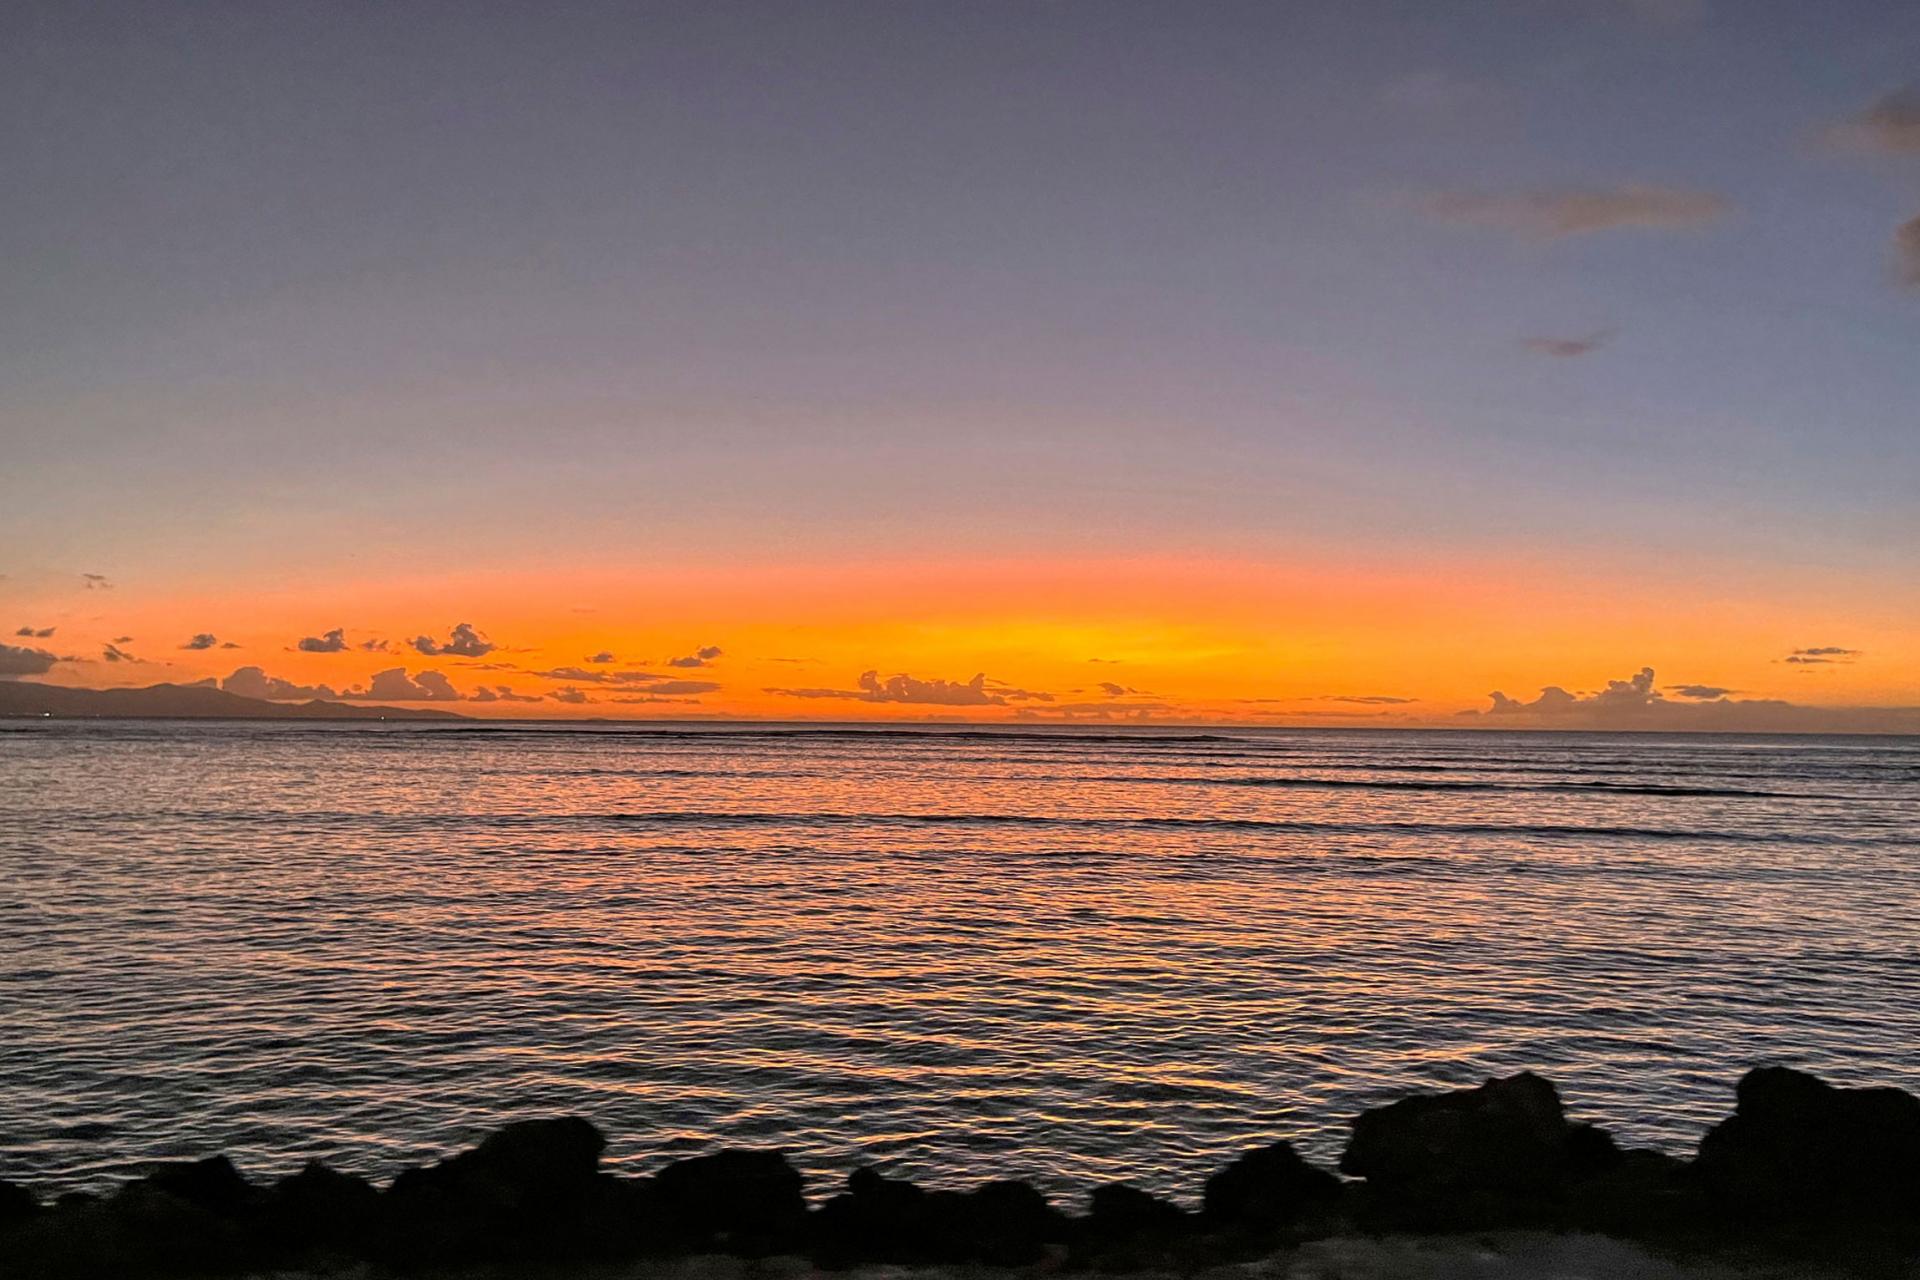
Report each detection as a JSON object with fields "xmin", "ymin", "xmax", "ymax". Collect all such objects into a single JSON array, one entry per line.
[{"xmin": 1, "ymin": 0, "xmax": 1916, "ymax": 727}]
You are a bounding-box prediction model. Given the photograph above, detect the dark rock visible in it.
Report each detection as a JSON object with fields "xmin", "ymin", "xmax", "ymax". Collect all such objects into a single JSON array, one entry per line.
[
  {"xmin": 1695, "ymin": 1066, "xmax": 1920, "ymax": 1222},
  {"xmin": 0, "ymin": 1179, "xmax": 38, "ymax": 1229},
  {"xmin": 381, "ymin": 1115, "xmax": 611, "ymax": 1264},
  {"xmin": 1340, "ymin": 1072, "xmax": 1600, "ymax": 1226},
  {"xmin": 972, "ymin": 1179, "xmax": 1066, "ymax": 1264},
  {"xmin": 1087, "ymin": 1181, "xmax": 1190, "ymax": 1238},
  {"xmin": 1568, "ymin": 1147, "xmax": 1694, "ymax": 1237},
  {"xmin": 255, "ymin": 1159, "xmax": 380, "ymax": 1259},
  {"xmin": 1202, "ymin": 1141, "xmax": 1340, "ymax": 1230},
  {"xmin": 811, "ymin": 1166, "xmax": 934, "ymax": 1264},
  {"xmin": 4, "ymin": 1183, "xmax": 244, "ymax": 1278},
  {"xmin": 652, "ymin": 1148, "xmax": 807, "ymax": 1255},
  {"xmin": 139, "ymin": 1154, "xmax": 255, "ymax": 1218},
  {"xmin": 813, "ymin": 1170, "xmax": 1064, "ymax": 1267}
]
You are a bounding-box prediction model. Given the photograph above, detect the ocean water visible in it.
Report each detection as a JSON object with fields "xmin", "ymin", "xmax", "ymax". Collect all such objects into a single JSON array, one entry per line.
[{"xmin": 1, "ymin": 721, "xmax": 1916, "ymax": 1204}]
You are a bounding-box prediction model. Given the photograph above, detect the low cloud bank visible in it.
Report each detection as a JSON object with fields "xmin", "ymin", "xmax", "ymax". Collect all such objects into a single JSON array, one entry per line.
[
  {"xmin": 769, "ymin": 670, "xmax": 1052, "ymax": 706},
  {"xmin": 0, "ymin": 644, "xmax": 59, "ymax": 677},
  {"xmin": 222, "ymin": 667, "xmax": 340, "ymax": 701},
  {"xmin": 347, "ymin": 669, "xmax": 462, "ymax": 702},
  {"xmin": 1466, "ymin": 666, "xmax": 1920, "ymax": 733}
]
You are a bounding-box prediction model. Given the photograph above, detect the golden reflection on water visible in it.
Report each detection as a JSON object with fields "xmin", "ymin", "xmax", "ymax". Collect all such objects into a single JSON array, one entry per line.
[{"xmin": 1, "ymin": 723, "xmax": 1916, "ymax": 1200}]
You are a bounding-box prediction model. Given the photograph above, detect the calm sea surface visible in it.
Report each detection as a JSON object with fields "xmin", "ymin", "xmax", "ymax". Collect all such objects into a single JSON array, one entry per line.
[{"xmin": 2, "ymin": 722, "xmax": 1916, "ymax": 1202}]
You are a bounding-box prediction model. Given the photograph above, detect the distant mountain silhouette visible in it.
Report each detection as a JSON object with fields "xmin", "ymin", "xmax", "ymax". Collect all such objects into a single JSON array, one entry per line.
[{"xmin": 0, "ymin": 680, "xmax": 465, "ymax": 721}]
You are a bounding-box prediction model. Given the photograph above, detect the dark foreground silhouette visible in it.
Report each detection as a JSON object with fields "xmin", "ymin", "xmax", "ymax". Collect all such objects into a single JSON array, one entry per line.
[{"xmin": 2, "ymin": 1066, "xmax": 1916, "ymax": 1277}]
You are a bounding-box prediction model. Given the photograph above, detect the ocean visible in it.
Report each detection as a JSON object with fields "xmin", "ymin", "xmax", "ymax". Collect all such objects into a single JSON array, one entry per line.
[{"xmin": 2, "ymin": 721, "xmax": 1915, "ymax": 1204}]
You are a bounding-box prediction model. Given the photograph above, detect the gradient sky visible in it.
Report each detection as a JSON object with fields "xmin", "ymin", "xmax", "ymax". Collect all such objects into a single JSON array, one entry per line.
[{"xmin": 3, "ymin": 0, "xmax": 1916, "ymax": 725}]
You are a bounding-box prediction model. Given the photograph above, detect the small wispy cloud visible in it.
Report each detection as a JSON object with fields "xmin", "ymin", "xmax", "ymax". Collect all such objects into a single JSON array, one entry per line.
[
  {"xmin": 1521, "ymin": 329, "xmax": 1614, "ymax": 358},
  {"xmin": 638, "ymin": 679, "xmax": 720, "ymax": 696},
  {"xmin": 1317, "ymin": 694, "xmax": 1418, "ymax": 705},
  {"xmin": 298, "ymin": 627, "xmax": 350, "ymax": 654},
  {"xmin": 1783, "ymin": 646, "xmax": 1862, "ymax": 666},
  {"xmin": 14, "ymin": 625, "xmax": 54, "ymax": 639},
  {"xmin": 1897, "ymin": 214, "xmax": 1920, "ymax": 289},
  {"xmin": 667, "ymin": 645, "xmax": 723, "ymax": 669},
  {"xmin": 1668, "ymin": 684, "xmax": 1736, "ymax": 699},
  {"xmin": 81, "ymin": 573, "xmax": 112, "ymax": 590},
  {"xmin": 102, "ymin": 643, "xmax": 144, "ymax": 663},
  {"xmin": 180, "ymin": 633, "xmax": 220, "ymax": 650},
  {"xmin": 1827, "ymin": 85, "xmax": 1920, "ymax": 156},
  {"xmin": 1423, "ymin": 184, "xmax": 1728, "ymax": 239},
  {"xmin": 587, "ymin": 651, "xmax": 616, "ymax": 664},
  {"xmin": 470, "ymin": 685, "xmax": 543, "ymax": 703},
  {"xmin": 411, "ymin": 622, "xmax": 495, "ymax": 658}
]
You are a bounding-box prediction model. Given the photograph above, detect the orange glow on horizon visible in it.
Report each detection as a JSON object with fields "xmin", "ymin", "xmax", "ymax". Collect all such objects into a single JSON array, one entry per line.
[{"xmin": 7, "ymin": 550, "xmax": 1914, "ymax": 724}]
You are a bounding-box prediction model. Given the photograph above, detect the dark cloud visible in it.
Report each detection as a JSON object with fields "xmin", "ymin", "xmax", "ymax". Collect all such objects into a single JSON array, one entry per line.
[
  {"xmin": 1898, "ymin": 214, "xmax": 1920, "ymax": 289},
  {"xmin": 1465, "ymin": 665, "xmax": 1920, "ymax": 733},
  {"xmin": 221, "ymin": 641, "xmax": 241, "ymax": 649},
  {"xmin": 1423, "ymin": 185, "xmax": 1727, "ymax": 238},
  {"xmin": 360, "ymin": 638, "xmax": 390, "ymax": 652},
  {"xmin": 82, "ymin": 573, "xmax": 112, "ymax": 590},
  {"xmin": 181, "ymin": 633, "xmax": 219, "ymax": 650},
  {"xmin": 1097, "ymin": 682, "xmax": 1134, "ymax": 697},
  {"xmin": 222, "ymin": 667, "xmax": 341, "ymax": 701},
  {"xmin": 411, "ymin": 622, "xmax": 495, "ymax": 658},
  {"xmin": 0, "ymin": 643, "xmax": 59, "ymax": 677},
  {"xmin": 639, "ymin": 679, "xmax": 720, "ymax": 696},
  {"xmin": 1319, "ymin": 694, "xmax": 1418, "ymax": 705},
  {"xmin": 347, "ymin": 668, "xmax": 463, "ymax": 702},
  {"xmin": 102, "ymin": 643, "xmax": 144, "ymax": 663},
  {"xmin": 469, "ymin": 685, "xmax": 543, "ymax": 703},
  {"xmin": 1521, "ymin": 330, "xmax": 1613, "ymax": 358},
  {"xmin": 1829, "ymin": 86, "xmax": 1920, "ymax": 155},
  {"xmin": 667, "ymin": 645, "xmax": 724, "ymax": 668},
  {"xmin": 298, "ymin": 627, "xmax": 350, "ymax": 653},
  {"xmin": 551, "ymin": 687, "xmax": 592, "ymax": 704},
  {"xmin": 532, "ymin": 666, "xmax": 671, "ymax": 685},
  {"xmin": 1784, "ymin": 646, "xmax": 1862, "ymax": 665},
  {"xmin": 15, "ymin": 625, "xmax": 55, "ymax": 638},
  {"xmin": 1669, "ymin": 684, "xmax": 1735, "ymax": 700},
  {"xmin": 767, "ymin": 670, "xmax": 1051, "ymax": 706},
  {"xmin": 113, "ymin": 636, "xmax": 133, "ymax": 644},
  {"xmin": 587, "ymin": 651, "xmax": 616, "ymax": 664}
]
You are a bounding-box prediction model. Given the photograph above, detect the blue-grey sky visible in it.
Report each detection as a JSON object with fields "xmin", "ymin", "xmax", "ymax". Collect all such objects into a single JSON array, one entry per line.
[{"xmin": 1, "ymin": 1, "xmax": 1915, "ymax": 718}]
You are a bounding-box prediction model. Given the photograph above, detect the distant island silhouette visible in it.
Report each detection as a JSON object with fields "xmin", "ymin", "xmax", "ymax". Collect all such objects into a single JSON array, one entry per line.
[{"xmin": 0, "ymin": 681, "xmax": 465, "ymax": 721}]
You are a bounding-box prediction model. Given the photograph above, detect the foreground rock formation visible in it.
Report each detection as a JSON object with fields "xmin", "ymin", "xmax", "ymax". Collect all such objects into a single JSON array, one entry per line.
[{"xmin": 1, "ymin": 1066, "xmax": 1914, "ymax": 1277}]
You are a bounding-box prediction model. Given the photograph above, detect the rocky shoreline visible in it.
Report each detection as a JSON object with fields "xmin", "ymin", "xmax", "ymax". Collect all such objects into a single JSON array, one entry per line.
[{"xmin": 2, "ymin": 1066, "xmax": 1915, "ymax": 1278}]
